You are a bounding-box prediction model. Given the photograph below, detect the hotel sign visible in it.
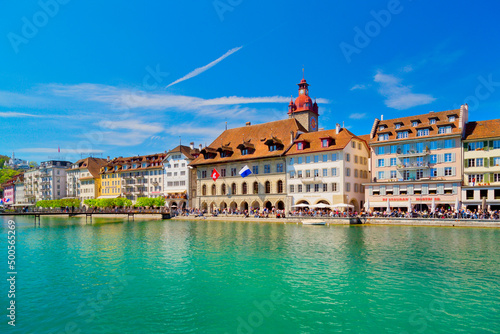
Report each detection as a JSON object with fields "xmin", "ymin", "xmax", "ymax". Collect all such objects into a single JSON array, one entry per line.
[{"xmin": 382, "ymin": 198, "xmax": 441, "ymax": 201}]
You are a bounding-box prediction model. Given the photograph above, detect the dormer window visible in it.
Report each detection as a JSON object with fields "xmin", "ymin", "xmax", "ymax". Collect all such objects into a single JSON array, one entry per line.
[
  {"xmin": 378, "ymin": 125, "xmax": 386, "ymax": 131},
  {"xmin": 430, "ymin": 118, "xmax": 437, "ymax": 124},
  {"xmin": 133, "ymin": 164, "xmax": 137, "ymax": 169},
  {"xmin": 448, "ymin": 115, "xmax": 456, "ymax": 122},
  {"xmin": 322, "ymin": 139, "xmax": 329, "ymax": 147},
  {"xmin": 241, "ymin": 149, "xmax": 249, "ymax": 156},
  {"xmin": 142, "ymin": 163, "xmax": 147, "ymax": 168},
  {"xmin": 378, "ymin": 134, "xmax": 389, "ymax": 141},
  {"xmin": 297, "ymin": 142, "xmax": 304, "ymax": 150},
  {"xmin": 264, "ymin": 137, "xmax": 284, "ymax": 152},
  {"xmin": 268, "ymin": 145, "xmax": 279, "ymax": 152},
  {"xmin": 220, "ymin": 151, "xmax": 230, "ymax": 158},
  {"xmin": 395, "ymin": 124, "xmax": 401, "ymax": 129},
  {"xmin": 396, "ymin": 131, "xmax": 409, "ymax": 139}
]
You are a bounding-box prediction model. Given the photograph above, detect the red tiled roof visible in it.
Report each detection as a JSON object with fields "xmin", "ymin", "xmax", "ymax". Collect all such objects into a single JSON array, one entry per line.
[
  {"xmin": 101, "ymin": 153, "xmax": 166, "ymax": 174},
  {"xmin": 166, "ymin": 145, "xmax": 200, "ymax": 160},
  {"xmin": 464, "ymin": 119, "xmax": 500, "ymax": 140},
  {"xmin": 286, "ymin": 128, "xmax": 366, "ymax": 155},
  {"xmin": 190, "ymin": 119, "xmax": 307, "ymax": 166}
]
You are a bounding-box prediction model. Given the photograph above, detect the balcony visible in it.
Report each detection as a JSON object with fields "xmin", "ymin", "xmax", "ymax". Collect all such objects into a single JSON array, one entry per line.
[
  {"xmin": 301, "ymin": 176, "xmax": 323, "ymax": 184},
  {"xmin": 397, "ymin": 149, "xmax": 430, "ymax": 158},
  {"xmin": 396, "ymin": 162, "xmax": 429, "ymax": 170}
]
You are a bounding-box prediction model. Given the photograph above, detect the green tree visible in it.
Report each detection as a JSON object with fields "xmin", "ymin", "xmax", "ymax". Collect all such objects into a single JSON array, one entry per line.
[{"xmin": 0, "ymin": 169, "xmax": 20, "ymax": 190}]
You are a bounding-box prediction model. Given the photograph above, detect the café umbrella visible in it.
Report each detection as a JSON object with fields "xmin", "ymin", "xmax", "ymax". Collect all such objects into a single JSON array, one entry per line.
[
  {"xmin": 431, "ymin": 198, "xmax": 436, "ymax": 212},
  {"xmin": 386, "ymin": 198, "xmax": 391, "ymax": 212},
  {"xmin": 407, "ymin": 198, "xmax": 412, "ymax": 212}
]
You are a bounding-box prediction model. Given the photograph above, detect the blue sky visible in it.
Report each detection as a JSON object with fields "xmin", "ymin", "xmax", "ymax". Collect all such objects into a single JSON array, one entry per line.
[{"xmin": 2, "ymin": 0, "xmax": 500, "ymax": 163}]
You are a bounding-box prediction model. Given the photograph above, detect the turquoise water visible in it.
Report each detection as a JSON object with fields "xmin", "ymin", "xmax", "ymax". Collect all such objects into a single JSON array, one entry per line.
[{"xmin": 1, "ymin": 217, "xmax": 499, "ymax": 334}]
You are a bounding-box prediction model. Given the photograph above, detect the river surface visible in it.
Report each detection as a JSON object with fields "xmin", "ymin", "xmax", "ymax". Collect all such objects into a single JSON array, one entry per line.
[{"xmin": 1, "ymin": 216, "xmax": 499, "ymax": 334}]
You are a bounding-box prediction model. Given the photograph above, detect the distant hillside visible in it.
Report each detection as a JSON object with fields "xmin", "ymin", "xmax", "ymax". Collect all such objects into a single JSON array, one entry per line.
[
  {"xmin": 0, "ymin": 169, "xmax": 20, "ymax": 189},
  {"xmin": 0, "ymin": 155, "xmax": 9, "ymax": 168}
]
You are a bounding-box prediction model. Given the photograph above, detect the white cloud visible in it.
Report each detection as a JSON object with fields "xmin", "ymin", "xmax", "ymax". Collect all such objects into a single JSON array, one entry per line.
[
  {"xmin": 167, "ymin": 46, "xmax": 243, "ymax": 88},
  {"xmin": 349, "ymin": 113, "xmax": 367, "ymax": 119},
  {"xmin": 0, "ymin": 111, "xmax": 42, "ymax": 118},
  {"xmin": 350, "ymin": 84, "xmax": 367, "ymax": 91},
  {"xmin": 374, "ymin": 71, "xmax": 436, "ymax": 110},
  {"xmin": 402, "ymin": 65, "xmax": 413, "ymax": 73},
  {"xmin": 97, "ymin": 120, "xmax": 164, "ymax": 133}
]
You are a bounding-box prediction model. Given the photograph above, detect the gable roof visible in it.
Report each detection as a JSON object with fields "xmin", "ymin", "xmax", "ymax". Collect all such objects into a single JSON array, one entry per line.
[
  {"xmin": 464, "ymin": 119, "xmax": 500, "ymax": 140},
  {"xmin": 68, "ymin": 157, "xmax": 108, "ymax": 178},
  {"xmin": 167, "ymin": 145, "xmax": 200, "ymax": 160},
  {"xmin": 190, "ymin": 118, "xmax": 307, "ymax": 166},
  {"xmin": 101, "ymin": 153, "xmax": 166, "ymax": 174},
  {"xmin": 286, "ymin": 128, "xmax": 367, "ymax": 156},
  {"xmin": 369, "ymin": 108, "xmax": 463, "ymax": 144}
]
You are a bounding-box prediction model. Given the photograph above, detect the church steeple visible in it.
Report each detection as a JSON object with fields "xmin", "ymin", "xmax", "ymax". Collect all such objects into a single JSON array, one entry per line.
[{"xmin": 287, "ymin": 74, "xmax": 319, "ymax": 132}]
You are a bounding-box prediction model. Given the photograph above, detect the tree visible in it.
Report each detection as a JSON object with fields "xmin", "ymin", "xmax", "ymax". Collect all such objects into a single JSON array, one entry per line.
[{"xmin": 0, "ymin": 169, "xmax": 20, "ymax": 190}]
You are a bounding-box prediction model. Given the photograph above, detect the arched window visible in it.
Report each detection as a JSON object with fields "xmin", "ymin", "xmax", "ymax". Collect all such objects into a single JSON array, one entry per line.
[
  {"xmin": 242, "ymin": 182, "xmax": 248, "ymax": 195},
  {"xmin": 231, "ymin": 183, "xmax": 237, "ymax": 195},
  {"xmin": 265, "ymin": 181, "xmax": 271, "ymax": 194},
  {"xmin": 221, "ymin": 184, "xmax": 226, "ymax": 195},
  {"xmin": 277, "ymin": 180, "xmax": 283, "ymax": 194},
  {"xmin": 253, "ymin": 182, "xmax": 259, "ymax": 194},
  {"xmin": 211, "ymin": 184, "xmax": 216, "ymax": 195},
  {"xmin": 202, "ymin": 185, "xmax": 207, "ymax": 196}
]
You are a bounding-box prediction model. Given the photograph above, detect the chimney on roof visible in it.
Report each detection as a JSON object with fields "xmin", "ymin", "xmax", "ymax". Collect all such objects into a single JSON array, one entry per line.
[
  {"xmin": 290, "ymin": 131, "xmax": 295, "ymax": 144},
  {"xmin": 107, "ymin": 156, "xmax": 110, "ymax": 161},
  {"xmin": 190, "ymin": 142, "xmax": 194, "ymax": 150},
  {"xmin": 199, "ymin": 144, "xmax": 203, "ymax": 150},
  {"xmin": 381, "ymin": 114, "xmax": 384, "ymax": 121},
  {"xmin": 335, "ymin": 123, "xmax": 341, "ymax": 134},
  {"xmin": 246, "ymin": 122, "xmax": 251, "ymax": 126}
]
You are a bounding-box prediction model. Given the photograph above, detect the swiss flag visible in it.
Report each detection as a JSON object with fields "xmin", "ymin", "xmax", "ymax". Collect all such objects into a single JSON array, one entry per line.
[{"xmin": 211, "ymin": 168, "xmax": 220, "ymax": 182}]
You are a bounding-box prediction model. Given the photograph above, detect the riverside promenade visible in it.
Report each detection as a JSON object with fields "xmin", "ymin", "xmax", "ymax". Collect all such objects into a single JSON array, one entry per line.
[{"xmin": 172, "ymin": 215, "xmax": 500, "ymax": 228}]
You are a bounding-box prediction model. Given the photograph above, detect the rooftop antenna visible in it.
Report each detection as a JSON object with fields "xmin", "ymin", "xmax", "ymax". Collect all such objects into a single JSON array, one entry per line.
[
  {"xmin": 179, "ymin": 136, "xmax": 181, "ymax": 146},
  {"xmin": 225, "ymin": 120, "xmax": 227, "ymax": 131},
  {"xmin": 302, "ymin": 67, "xmax": 305, "ymax": 79},
  {"xmin": 342, "ymin": 121, "xmax": 345, "ymax": 128}
]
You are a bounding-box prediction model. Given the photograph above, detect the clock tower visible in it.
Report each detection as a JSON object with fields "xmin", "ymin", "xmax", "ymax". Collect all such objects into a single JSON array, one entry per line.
[{"xmin": 288, "ymin": 77, "xmax": 319, "ymax": 132}]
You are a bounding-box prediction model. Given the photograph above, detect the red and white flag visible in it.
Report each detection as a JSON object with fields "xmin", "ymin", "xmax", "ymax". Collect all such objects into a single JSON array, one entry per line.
[
  {"xmin": 58, "ymin": 146, "xmax": 60, "ymax": 153},
  {"xmin": 211, "ymin": 168, "xmax": 220, "ymax": 182}
]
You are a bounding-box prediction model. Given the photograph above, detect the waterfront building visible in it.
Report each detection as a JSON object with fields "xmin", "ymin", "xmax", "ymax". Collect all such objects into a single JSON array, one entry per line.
[
  {"xmin": 100, "ymin": 153, "xmax": 166, "ymax": 201},
  {"xmin": 163, "ymin": 143, "xmax": 200, "ymax": 210},
  {"xmin": 66, "ymin": 157, "xmax": 108, "ymax": 201},
  {"xmin": 13, "ymin": 174, "xmax": 28, "ymax": 207},
  {"xmin": 5, "ymin": 152, "xmax": 30, "ymax": 170},
  {"xmin": 24, "ymin": 168, "xmax": 40, "ymax": 204},
  {"xmin": 23, "ymin": 160, "xmax": 72, "ymax": 202},
  {"xmin": 285, "ymin": 124, "xmax": 370, "ymax": 211},
  {"xmin": 2, "ymin": 176, "xmax": 16, "ymax": 208},
  {"xmin": 364, "ymin": 105, "xmax": 468, "ymax": 211},
  {"xmin": 462, "ymin": 119, "xmax": 500, "ymax": 211},
  {"xmin": 191, "ymin": 77, "xmax": 320, "ymax": 212}
]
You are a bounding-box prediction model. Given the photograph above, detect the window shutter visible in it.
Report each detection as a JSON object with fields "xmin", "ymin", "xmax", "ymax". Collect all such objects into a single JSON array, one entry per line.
[
  {"xmin": 464, "ymin": 159, "xmax": 469, "ymax": 168},
  {"xmin": 437, "ymin": 168, "xmax": 444, "ymax": 177},
  {"xmin": 463, "ymin": 142, "xmax": 468, "ymax": 152},
  {"xmin": 386, "ymin": 158, "xmax": 390, "ymax": 166},
  {"xmin": 437, "ymin": 154, "xmax": 444, "ymax": 163},
  {"xmin": 422, "ymin": 184, "xmax": 429, "ymax": 195},
  {"xmin": 485, "ymin": 158, "xmax": 489, "ymax": 167},
  {"xmin": 452, "ymin": 153, "xmax": 456, "ymax": 162},
  {"xmin": 484, "ymin": 141, "xmax": 488, "ymax": 150},
  {"xmin": 394, "ymin": 185, "xmax": 400, "ymax": 195},
  {"xmin": 408, "ymin": 184, "xmax": 414, "ymax": 195},
  {"xmin": 452, "ymin": 183, "xmax": 458, "ymax": 194},
  {"xmin": 380, "ymin": 185, "xmax": 386, "ymax": 196},
  {"xmin": 452, "ymin": 167, "xmax": 456, "ymax": 176},
  {"xmin": 491, "ymin": 157, "xmax": 495, "ymax": 166},
  {"xmin": 369, "ymin": 186, "xmax": 373, "ymax": 196},
  {"xmin": 489, "ymin": 140, "xmax": 494, "ymax": 149},
  {"xmin": 437, "ymin": 184, "xmax": 444, "ymax": 195}
]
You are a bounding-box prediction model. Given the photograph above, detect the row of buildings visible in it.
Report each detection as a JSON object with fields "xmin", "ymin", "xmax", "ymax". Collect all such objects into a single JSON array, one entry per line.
[{"xmin": 4, "ymin": 77, "xmax": 500, "ymax": 212}]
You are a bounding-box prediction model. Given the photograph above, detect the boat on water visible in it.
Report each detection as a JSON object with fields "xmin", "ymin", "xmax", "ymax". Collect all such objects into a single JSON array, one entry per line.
[{"xmin": 302, "ymin": 219, "xmax": 326, "ymax": 225}]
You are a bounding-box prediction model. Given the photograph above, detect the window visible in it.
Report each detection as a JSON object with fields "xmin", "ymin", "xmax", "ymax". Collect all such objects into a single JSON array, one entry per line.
[
  {"xmin": 378, "ymin": 159, "xmax": 385, "ymax": 167},
  {"xmin": 494, "ymin": 157, "xmax": 500, "ymax": 166},
  {"xmin": 231, "ymin": 168, "xmax": 237, "ymax": 176},
  {"xmin": 391, "ymin": 145, "xmax": 398, "ymax": 154},
  {"xmin": 346, "ymin": 154, "xmax": 350, "ymax": 162},
  {"xmin": 412, "ymin": 121, "xmax": 418, "ymax": 127},
  {"xmin": 468, "ymin": 141, "xmax": 484, "ymax": 150},
  {"xmin": 306, "ymin": 170, "xmax": 311, "ymax": 178},
  {"xmin": 322, "ymin": 184, "xmax": 327, "ymax": 192},
  {"xmin": 468, "ymin": 174, "xmax": 483, "ymax": 183},
  {"xmin": 390, "ymin": 170, "xmax": 397, "ymax": 179},
  {"xmin": 252, "ymin": 166, "xmax": 259, "ymax": 174},
  {"xmin": 298, "ymin": 170, "xmax": 303, "ymax": 178},
  {"xmin": 396, "ymin": 131, "xmax": 408, "ymax": 139},
  {"xmin": 430, "ymin": 155, "xmax": 437, "ymax": 164},
  {"xmin": 253, "ymin": 182, "xmax": 259, "ymax": 194},
  {"xmin": 268, "ymin": 145, "xmax": 279, "ymax": 152},
  {"xmin": 264, "ymin": 165, "xmax": 271, "ymax": 174},
  {"xmin": 241, "ymin": 148, "xmax": 249, "ymax": 156},
  {"xmin": 322, "ymin": 169, "xmax": 328, "ymax": 177},
  {"xmin": 322, "ymin": 154, "xmax": 328, "ymax": 162},
  {"xmin": 242, "ymin": 182, "xmax": 248, "ymax": 194},
  {"xmin": 378, "ymin": 171, "xmax": 384, "ymax": 180},
  {"xmin": 231, "ymin": 183, "xmax": 237, "ymax": 195},
  {"xmin": 417, "ymin": 129, "xmax": 429, "ymax": 137},
  {"xmin": 403, "ymin": 171, "xmax": 410, "ymax": 181},
  {"xmin": 495, "ymin": 173, "xmax": 500, "ymax": 182},
  {"xmin": 277, "ymin": 180, "xmax": 283, "ymax": 193},
  {"xmin": 289, "ymin": 158, "xmax": 294, "ymax": 165},
  {"xmin": 322, "ymin": 139, "xmax": 329, "ymax": 147},
  {"xmin": 314, "ymin": 184, "xmax": 320, "ymax": 192},
  {"xmin": 201, "ymin": 185, "xmax": 207, "ymax": 196},
  {"xmin": 395, "ymin": 123, "xmax": 401, "ymax": 129},
  {"xmin": 444, "ymin": 139, "xmax": 455, "ymax": 148},
  {"xmin": 430, "ymin": 168, "xmax": 437, "ymax": 177},
  {"xmin": 221, "ymin": 168, "xmax": 226, "ymax": 177},
  {"xmin": 476, "ymin": 158, "xmax": 483, "ymax": 167},
  {"xmin": 211, "ymin": 184, "xmax": 216, "ymax": 195},
  {"xmin": 354, "ymin": 155, "xmax": 358, "ymax": 163},
  {"xmin": 265, "ymin": 181, "xmax": 271, "ymax": 194},
  {"xmin": 298, "ymin": 157, "xmax": 303, "ymax": 164},
  {"xmin": 306, "ymin": 156, "xmax": 311, "ymax": 163},
  {"xmin": 332, "ymin": 183, "xmax": 337, "ymax": 192},
  {"xmin": 444, "ymin": 167, "xmax": 452, "ymax": 176},
  {"xmin": 379, "ymin": 125, "xmax": 386, "ymax": 131},
  {"xmin": 468, "ymin": 159, "xmax": 475, "ymax": 167},
  {"xmin": 297, "ymin": 142, "xmax": 304, "ymax": 150},
  {"xmin": 346, "ymin": 183, "xmax": 351, "ymax": 192},
  {"xmin": 331, "ymin": 168, "xmax": 337, "ymax": 176},
  {"xmin": 390, "ymin": 158, "xmax": 397, "ymax": 166},
  {"xmin": 494, "ymin": 140, "xmax": 500, "ymax": 149},
  {"xmin": 378, "ymin": 134, "xmax": 389, "ymax": 141},
  {"xmin": 448, "ymin": 116, "xmax": 456, "ymax": 122},
  {"xmin": 346, "ymin": 168, "xmax": 351, "ymax": 177},
  {"xmin": 416, "ymin": 169, "xmax": 424, "ymax": 180},
  {"xmin": 354, "ymin": 169, "xmax": 358, "ymax": 177},
  {"xmin": 444, "ymin": 153, "xmax": 452, "ymax": 162},
  {"xmin": 276, "ymin": 163, "xmax": 283, "ymax": 173},
  {"xmin": 297, "ymin": 184, "xmax": 302, "ymax": 193},
  {"xmin": 314, "ymin": 155, "xmax": 319, "ymax": 163},
  {"xmin": 290, "ymin": 171, "xmax": 295, "ymax": 178},
  {"xmin": 290, "ymin": 185, "xmax": 294, "ymax": 193},
  {"xmin": 377, "ymin": 146, "xmax": 385, "ymax": 155},
  {"xmin": 306, "ymin": 184, "xmax": 311, "ymax": 192},
  {"xmin": 314, "ymin": 169, "xmax": 319, "ymax": 177},
  {"xmin": 430, "ymin": 119, "xmax": 436, "ymax": 124},
  {"xmin": 354, "ymin": 183, "xmax": 359, "ymax": 192},
  {"xmin": 438, "ymin": 126, "xmax": 452, "ymax": 134}
]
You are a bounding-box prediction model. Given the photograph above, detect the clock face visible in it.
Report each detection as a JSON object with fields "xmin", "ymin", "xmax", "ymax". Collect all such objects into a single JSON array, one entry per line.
[
  {"xmin": 310, "ymin": 116, "xmax": 317, "ymax": 131},
  {"xmin": 299, "ymin": 89, "xmax": 305, "ymax": 95}
]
